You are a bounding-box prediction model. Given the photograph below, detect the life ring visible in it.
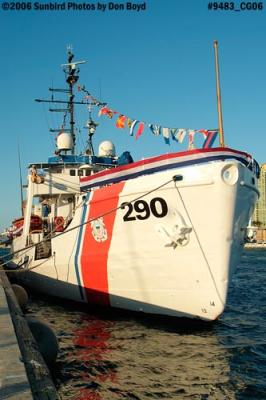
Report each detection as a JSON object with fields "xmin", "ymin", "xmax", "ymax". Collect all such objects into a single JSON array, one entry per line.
[{"xmin": 54, "ymin": 216, "xmax": 64, "ymax": 232}]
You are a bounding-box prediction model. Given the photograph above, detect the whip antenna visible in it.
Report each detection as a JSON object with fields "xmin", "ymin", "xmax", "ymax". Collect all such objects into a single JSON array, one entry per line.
[{"xmin": 17, "ymin": 139, "xmax": 24, "ymax": 216}]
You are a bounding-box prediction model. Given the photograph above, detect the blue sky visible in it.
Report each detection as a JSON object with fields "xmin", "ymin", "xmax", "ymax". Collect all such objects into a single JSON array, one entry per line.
[{"xmin": 0, "ymin": 0, "xmax": 265, "ymax": 230}]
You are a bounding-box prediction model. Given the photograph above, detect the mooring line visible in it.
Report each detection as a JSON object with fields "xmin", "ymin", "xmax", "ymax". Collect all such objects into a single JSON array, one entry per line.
[
  {"xmin": 1, "ymin": 176, "xmax": 178, "ymax": 270},
  {"xmin": 174, "ymin": 182, "xmax": 225, "ymax": 307}
]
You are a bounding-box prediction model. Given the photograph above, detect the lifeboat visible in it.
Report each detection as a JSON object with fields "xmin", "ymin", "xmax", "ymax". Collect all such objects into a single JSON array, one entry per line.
[{"xmin": 11, "ymin": 215, "xmax": 43, "ymax": 236}]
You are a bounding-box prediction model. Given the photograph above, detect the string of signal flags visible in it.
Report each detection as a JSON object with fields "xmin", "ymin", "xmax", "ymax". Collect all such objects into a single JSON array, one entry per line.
[{"xmin": 77, "ymin": 84, "xmax": 218, "ymax": 149}]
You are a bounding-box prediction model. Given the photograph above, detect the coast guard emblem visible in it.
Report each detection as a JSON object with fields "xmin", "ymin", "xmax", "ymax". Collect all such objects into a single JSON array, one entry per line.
[{"xmin": 90, "ymin": 218, "xmax": 108, "ymax": 242}]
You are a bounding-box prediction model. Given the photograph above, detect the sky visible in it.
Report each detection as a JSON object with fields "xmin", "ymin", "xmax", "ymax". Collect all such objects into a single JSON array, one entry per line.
[{"xmin": 0, "ymin": 0, "xmax": 265, "ymax": 230}]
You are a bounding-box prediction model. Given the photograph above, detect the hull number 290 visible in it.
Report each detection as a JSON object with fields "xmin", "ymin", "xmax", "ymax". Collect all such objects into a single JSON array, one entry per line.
[{"xmin": 121, "ymin": 198, "xmax": 168, "ymax": 222}]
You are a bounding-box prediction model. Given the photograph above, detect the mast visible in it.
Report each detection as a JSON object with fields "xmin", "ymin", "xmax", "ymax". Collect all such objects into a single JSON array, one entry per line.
[
  {"xmin": 35, "ymin": 46, "xmax": 86, "ymax": 155},
  {"xmin": 214, "ymin": 40, "xmax": 225, "ymax": 147},
  {"xmin": 64, "ymin": 47, "xmax": 81, "ymax": 154}
]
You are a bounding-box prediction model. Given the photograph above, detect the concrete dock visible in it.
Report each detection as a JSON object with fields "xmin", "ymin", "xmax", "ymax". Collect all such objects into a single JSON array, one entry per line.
[
  {"xmin": 0, "ymin": 284, "xmax": 33, "ymax": 399},
  {"xmin": 0, "ymin": 267, "xmax": 59, "ymax": 400}
]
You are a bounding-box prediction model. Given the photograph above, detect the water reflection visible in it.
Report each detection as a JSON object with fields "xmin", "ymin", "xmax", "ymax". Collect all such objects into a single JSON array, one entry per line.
[{"xmin": 43, "ymin": 308, "xmax": 236, "ymax": 400}]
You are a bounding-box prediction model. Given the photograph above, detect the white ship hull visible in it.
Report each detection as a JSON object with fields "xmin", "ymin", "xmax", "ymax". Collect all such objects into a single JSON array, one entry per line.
[{"xmin": 11, "ymin": 148, "xmax": 259, "ymax": 321}]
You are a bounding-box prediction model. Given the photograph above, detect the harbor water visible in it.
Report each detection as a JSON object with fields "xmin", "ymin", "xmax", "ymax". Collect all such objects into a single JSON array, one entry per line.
[{"xmin": 9, "ymin": 249, "xmax": 266, "ymax": 399}]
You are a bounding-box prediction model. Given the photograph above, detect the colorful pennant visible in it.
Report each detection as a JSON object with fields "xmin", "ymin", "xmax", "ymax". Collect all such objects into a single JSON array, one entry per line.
[
  {"xmin": 135, "ymin": 122, "xmax": 145, "ymax": 140},
  {"xmin": 162, "ymin": 127, "xmax": 170, "ymax": 144},
  {"xmin": 116, "ymin": 115, "xmax": 126, "ymax": 129},
  {"xmin": 129, "ymin": 120, "xmax": 138, "ymax": 136},
  {"xmin": 203, "ymin": 130, "xmax": 218, "ymax": 148},
  {"xmin": 79, "ymin": 87, "xmax": 218, "ymax": 149},
  {"xmin": 149, "ymin": 124, "xmax": 161, "ymax": 136},
  {"xmin": 188, "ymin": 130, "xmax": 196, "ymax": 150}
]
